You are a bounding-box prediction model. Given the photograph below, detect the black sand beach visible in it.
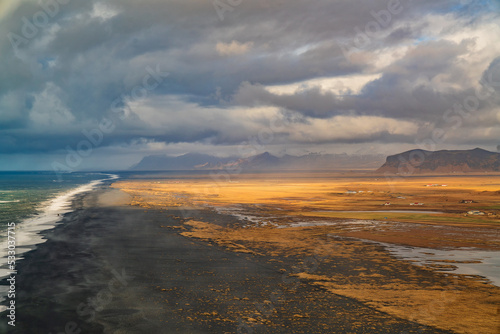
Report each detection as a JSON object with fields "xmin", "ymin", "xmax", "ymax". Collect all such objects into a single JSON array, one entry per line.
[{"xmin": 0, "ymin": 185, "xmax": 453, "ymax": 333}]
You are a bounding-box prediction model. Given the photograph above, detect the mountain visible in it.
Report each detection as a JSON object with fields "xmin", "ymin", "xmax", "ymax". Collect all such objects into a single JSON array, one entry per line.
[
  {"xmin": 129, "ymin": 153, "xmax": 236, "ymax": 170},
  {"xmin": 130, "ymin": 152, "xmax": 385, "ymax": 171},
  {"xmin": 376, "ymin": 148, "xmax": 500, "ymax": 174}
]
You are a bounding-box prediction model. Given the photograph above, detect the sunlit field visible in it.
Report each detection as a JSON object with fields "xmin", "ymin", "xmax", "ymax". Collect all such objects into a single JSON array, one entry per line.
[
  {"xmin": 116, "ymin": 173, "xmax": 500, "ymax": 226},
  {"xmin": 113, "ymin": 173, "xmax": 500, "ymax": 334}
]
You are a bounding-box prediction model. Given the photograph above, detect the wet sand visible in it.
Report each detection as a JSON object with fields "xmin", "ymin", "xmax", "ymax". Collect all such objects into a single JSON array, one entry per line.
[{"xmin": 0, "ymin": 185, "xmax": 453, "ymax": 333}]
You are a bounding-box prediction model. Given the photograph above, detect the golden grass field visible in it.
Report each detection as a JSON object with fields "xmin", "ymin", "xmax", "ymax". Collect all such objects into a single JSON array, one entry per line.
[
  {"xmin": 113, "ymin": 173, "xmax": 500, "ymax": 333},
  {"xmin": 115, "ymin": 173, "xmax": 500, "ymax": 249},
  {"xmin": 117, "ymin": 173, "xmax": 500, "ymax": 217}
]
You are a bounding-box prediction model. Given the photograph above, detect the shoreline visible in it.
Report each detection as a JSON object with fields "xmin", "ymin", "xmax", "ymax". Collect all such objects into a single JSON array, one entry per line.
[
  {"xmin": 0, "ymin": 175, "xmax": 118, "ymax": 313},
  {"xmin": 0, "ymin": 183, "xmax": 457, "ymax": 333}
]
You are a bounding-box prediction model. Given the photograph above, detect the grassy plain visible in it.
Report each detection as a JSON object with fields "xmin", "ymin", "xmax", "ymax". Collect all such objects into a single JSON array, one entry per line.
[
  {"xmin": 117, "ymin": 173, "xmax": 500, "ymax": 216},
  {"xmin": 116, "ymin": 173, "xmax": 500, "ymax": 248},
  {"xmin": 113, "ymin": 173, "xmax": 500, "ymax": 333}
]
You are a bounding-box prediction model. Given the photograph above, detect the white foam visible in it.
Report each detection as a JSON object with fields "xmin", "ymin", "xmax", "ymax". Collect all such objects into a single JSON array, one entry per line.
[
  {"xmin": 0, "ymin": 200, "xmax": 20, "ymax": 204},
  {"xmin": 0, "ymin": 174, "xmax": 119, "ymax": 310}
]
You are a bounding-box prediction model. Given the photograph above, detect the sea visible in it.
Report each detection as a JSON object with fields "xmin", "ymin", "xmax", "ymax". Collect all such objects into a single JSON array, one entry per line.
[{"xmin": 0, "ymin": 171, "xmax": 119, "ymax": 309}]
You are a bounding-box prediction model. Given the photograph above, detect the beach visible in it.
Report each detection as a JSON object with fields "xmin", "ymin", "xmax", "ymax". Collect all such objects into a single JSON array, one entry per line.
[
  {"xmin": 0, "ymin": 183, "xmax": 449, "ymax": 333},
  {"xmin": 0, "ymin": 174, "xmax": 498, "ymax": 333}
]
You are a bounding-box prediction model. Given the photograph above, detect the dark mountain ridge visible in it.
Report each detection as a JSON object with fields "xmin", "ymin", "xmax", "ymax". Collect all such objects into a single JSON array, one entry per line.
[
  {"xmin": 130, "ymin": 152, "xmax": 385, "ymax": 171},
  {"xmin": 376, "ymin": 148, "xmax": 500, "ymax": 174}
]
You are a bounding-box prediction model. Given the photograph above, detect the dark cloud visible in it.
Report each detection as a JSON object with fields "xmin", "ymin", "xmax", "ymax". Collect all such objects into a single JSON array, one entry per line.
[
  {"xmin": 385, "ymin": 25, "xmax": 418, "ymax": 43},
  {"xmin": 232, "ymin": 38, "xmax": 499, "ymax": 125},
  {"xmin": 0, "ymin": 0, "xmax": 499, "ymax": 169}
]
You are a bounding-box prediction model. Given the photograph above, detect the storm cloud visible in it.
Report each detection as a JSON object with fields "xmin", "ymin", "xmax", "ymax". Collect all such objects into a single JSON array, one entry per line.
[{"xmin": 0, "ymin": 0, "xmax": 499, "ymax": 170}]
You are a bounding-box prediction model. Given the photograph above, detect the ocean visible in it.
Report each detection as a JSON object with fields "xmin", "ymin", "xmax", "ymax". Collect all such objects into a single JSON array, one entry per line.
[{"xmin": 0, "ymin": 172, "xmax": 118, "ymax": 308}]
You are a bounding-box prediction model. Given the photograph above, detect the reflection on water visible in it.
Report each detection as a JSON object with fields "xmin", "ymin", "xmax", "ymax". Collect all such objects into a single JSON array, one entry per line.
[
  {"xmin": 220, "ymin": 205, "xmax": 500, "ymax": 287},
  {"xmin": 383, "ymin": 244, "xmax": 500, "ymax": 287}
]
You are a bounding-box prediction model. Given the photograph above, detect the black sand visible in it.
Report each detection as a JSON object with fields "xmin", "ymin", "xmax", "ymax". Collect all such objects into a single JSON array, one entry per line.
[{"xmin": 0, "ymin": 185, "xmax": 453, "ymax": 333}]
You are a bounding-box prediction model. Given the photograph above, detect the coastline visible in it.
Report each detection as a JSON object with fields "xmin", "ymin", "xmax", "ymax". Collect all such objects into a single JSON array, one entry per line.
[
  {"xmin": 0, "ymin": 182, "xmax": 455, "ymax": 333},
  {"xmin": 0, "ymin": 174, "xmax": 119, "ymax": 313}
]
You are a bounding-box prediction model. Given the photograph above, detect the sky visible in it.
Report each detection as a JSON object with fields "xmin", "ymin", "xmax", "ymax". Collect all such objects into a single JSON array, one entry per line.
[{"xmin": 0, "ymin": 0, "xmax": 499, "ymax": 170}]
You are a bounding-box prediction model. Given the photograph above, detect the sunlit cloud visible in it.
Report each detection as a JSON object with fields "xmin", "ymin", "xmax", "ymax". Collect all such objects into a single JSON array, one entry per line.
[{"xmin": 0, "ymin": 0, "xmax": 499, "ymax": 170}]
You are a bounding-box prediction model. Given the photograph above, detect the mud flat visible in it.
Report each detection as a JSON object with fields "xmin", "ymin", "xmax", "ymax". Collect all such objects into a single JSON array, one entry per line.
[
  {"xmin": 0, "ymin": 184, "xmax": 455, "ymax": 333},
  {"xmin": 114, "ymin": 174, "xmax": 500, "ymax": 333}
]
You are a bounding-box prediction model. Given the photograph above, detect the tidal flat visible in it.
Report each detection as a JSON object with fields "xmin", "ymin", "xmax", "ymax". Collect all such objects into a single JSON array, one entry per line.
[{"xmin": 115, "ymin": 172, "xmax": 500, "ymax": 333}]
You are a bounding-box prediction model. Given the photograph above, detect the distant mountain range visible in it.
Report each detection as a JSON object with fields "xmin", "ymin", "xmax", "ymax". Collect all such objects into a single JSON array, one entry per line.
[
  {"xmin": 376, "ymin": 148, "xmax": 500, "ymax": 174},
  {"xmin": 130, "ymin": 152, "xmax": 385, "ymax": 171}
]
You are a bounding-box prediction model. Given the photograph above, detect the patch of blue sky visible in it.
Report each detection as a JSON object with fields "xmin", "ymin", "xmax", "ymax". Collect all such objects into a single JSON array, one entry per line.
[
  {"xmin": 413, "ymin": 35, "xmax": 437, "ymax": 46},
  {"xmin": 448, "ymin": 0, "xmax": 495, "ymax": 16}
]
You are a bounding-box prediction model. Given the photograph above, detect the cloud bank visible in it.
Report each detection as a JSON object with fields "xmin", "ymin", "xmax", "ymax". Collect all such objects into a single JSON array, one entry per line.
[{"xmin": 0, "ymin": 0, "xmax": 499, "ymax": 170}]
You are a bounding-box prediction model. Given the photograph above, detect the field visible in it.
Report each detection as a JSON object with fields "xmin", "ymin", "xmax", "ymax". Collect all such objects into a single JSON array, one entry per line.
[
  {"xmin": 116, "ymin": 173, "xmax": 500, "ymax": 249},
  {"xmin": 113, "ymin": 173, "xmax": 500, "ymax": 333}
]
